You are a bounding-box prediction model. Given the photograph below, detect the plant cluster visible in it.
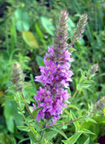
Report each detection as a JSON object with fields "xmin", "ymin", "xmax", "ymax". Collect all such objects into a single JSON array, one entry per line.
[{"xmin": 0, "ymin": 0, "xmax": 105, "ymax": 144}]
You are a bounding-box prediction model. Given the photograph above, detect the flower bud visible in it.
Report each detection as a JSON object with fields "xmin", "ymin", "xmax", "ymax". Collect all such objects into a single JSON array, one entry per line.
[
  {"xmin": 94, "ymin": 96, "xmax": 105, "ymax": 113},
  {"xmin": 88, "ymin": 63, "xmax": 98, "ymax": 76},
  {"xmin": 71, "ymin": 13, "xmax": 88, "ymax": 43},
  {"xmin": 11, "ymin": 62, "xmax": 24, "ymax": 92}
]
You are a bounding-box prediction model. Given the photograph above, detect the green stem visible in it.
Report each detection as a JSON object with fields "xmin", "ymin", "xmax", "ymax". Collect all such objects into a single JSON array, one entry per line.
[
  {"xmin": 17, "ymin": 100, "xmax": 40, "ymax": 142},
  {"xmin": 69, "ymin": 121, "xmax": 84, "ymax": 143},
  {"xmin": 22, "ymin": 93, "xmax": 34, "ymax": 119},
  {"xmin": 49, "ymin": 113, "xmax": 88, "ymax": 128},
  {"xmin": 70, "ymin": 76, "xmax": 86, "ymax": 103},
  {"xmin": 39, "ymin": 130, "xmax": 45, "ymax": 142},
  {"xmin": 17, "ymin": 101, "xmax": 26, "ymax": 121},
  {"xmin": 21, "ymin": 93, "xmax": 43, "ymax": 128},
  {"xmin": 70, "ymin": 90, "xmax": 78, "ymax": 103}
]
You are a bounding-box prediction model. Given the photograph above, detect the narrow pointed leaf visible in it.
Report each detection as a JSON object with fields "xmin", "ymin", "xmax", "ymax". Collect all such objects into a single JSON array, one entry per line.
[
  {"xmin": 50, "ymin": 128, "xmax": 68, "ymax": 139},
  {"xmin": 84, "ymin": 138, "xmax": 90, "ymax": 144},
  {"xmin": 69, "ymin": 131, "xmax": 82, "ymax": 144},
  {"xmin": 70, "ymin": 110, "xmax": 80, "ymax": 131}
]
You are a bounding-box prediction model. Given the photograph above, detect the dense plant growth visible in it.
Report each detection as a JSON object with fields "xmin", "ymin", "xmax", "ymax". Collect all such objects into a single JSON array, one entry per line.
[{"xmin": 0, "ymin": 0, "xmax": 105, "ymax": 144}]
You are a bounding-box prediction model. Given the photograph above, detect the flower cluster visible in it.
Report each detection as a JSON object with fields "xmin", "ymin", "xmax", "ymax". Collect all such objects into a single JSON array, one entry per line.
[{"xmin": 33, "ymin": 10, "xmax": 87, "ymax": 125}]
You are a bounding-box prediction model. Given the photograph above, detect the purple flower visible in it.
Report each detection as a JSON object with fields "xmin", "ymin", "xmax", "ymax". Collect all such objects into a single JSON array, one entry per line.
[
  {"xmin": 33, "ymin": 9, "xmax": 88, "ymax": 126},
  {"xmin": 36, "ymin": 110, "xmax": 44, "ymax": 121},
  {"xmin": 52, "ymin": 115, "xmax": 60, "ymax": 124},
  {"xmin": 35, "ymin": 59, "xmax": 57, "ymax": 84},
  {"xmin": 32, "ymin": 103, "xmax": 36, "ymax": 111}
]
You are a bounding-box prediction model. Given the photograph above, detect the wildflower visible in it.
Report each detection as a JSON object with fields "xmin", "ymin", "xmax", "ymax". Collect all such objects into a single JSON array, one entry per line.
[{"xmin": 33, "ymin": 10, "xmax": 88, "ymax": 125}]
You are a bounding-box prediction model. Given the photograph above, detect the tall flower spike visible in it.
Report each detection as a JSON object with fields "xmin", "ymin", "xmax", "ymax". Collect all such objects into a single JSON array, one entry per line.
[
  {"xmin": 54, "ymin": 10, "xmax": 70, "ymax": 63},
  {"xmin": 71, "ymin": 13, "xmax": 88, "ymax": 44},
  {"xmin": 11, "ymin": 62, "xmax": 24, "ymax": 92},
  {"xmin": 33, "ymin": 10, "xmax": 88, "ymax": 125}
]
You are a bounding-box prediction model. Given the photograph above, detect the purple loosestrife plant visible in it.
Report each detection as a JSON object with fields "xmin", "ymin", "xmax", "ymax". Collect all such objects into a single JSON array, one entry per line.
[{"xmin": 33, "ymin": 10, "xmax": 88, "ymax": 125}]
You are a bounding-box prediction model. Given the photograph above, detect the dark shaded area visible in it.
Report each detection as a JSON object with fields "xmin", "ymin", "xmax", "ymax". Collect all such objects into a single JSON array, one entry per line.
[{"xmin": 98, "ymin": 135, "xmax": 105, "ymax": 144}]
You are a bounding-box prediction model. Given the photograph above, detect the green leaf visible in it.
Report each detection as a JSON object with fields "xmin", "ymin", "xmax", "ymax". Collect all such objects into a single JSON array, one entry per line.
[
  {"xmin": 41, "ymin": 16, "xmax": 55, "ymax": 36},
  {"xmin": 15, "ymin": 8, "xmax": 30, "ymax": 32},
  {"xmin": 29, "ymin": 126, "xmax": 37, "ymax": 134},
  {"xmin": 26, "ymin": 115, "xmax": 33, "ymax": 123},
  {"xmin": 17, "ymin": 126, "xmax": 30, "ymax": 132},
  {"xmin": 22, "ymin": 31, "xmax": 39, "ymax": 48},
  {"xmin": 35, "ymin": 23, "xmax": 43, "ymax": 39},
  {"xmin": 43, "ymin": 139, "xmax": 53, "ymax": 144},
  {"xmin": 67, "ymin": 104, "xmax": 80, "ymax": 111},
  {"xmin": 67, "ymin": 88, "xmax": 71, "ymax": 94},
  {"xmin": 68, "ymin": 131, "xmax": 83, "ymax": 144},
  {"xmin": 69, "ymin": 48, "xmax": 77, "ymax": 52},
  {"xmin": 18, "ymin": 138, "xmax": 30, "ymax": 144},
  {"xmin": 84, "ymin": 138, "xmax": 90, "ymax": 144},
  {"xmin": 50, "ymin": 128, "xmax": 68, "ymax": 139},
  {"xmin": 70, "ymin": 110, "xmax": 80, "ymax": 131},
  {"xmin": 11, "ymin": 17, "xmax": 17, "ymax": 53},
  {"xmin": 77, "ymin": 38, "xmax": 85, "ymax": 46},
  {"xmin": 62, "ymin": 140, "xmax": 69, "ymax": 144},
  {"xmin": 86, "ymin": 118, "xmax": 97, "ymax": 124},
  {"xmin": 29, "ymin": 133, "xmax": 37, "ymax": 143},
  {"xmin": 6, "ymin": 116, "xmax": 14, "ymax": 133},
  {"xmin": 27, "ymin": 118, "xmax": 43, "ymax": 132},
  {"xmin": 0, "ymin": 133, "xmax": 16, "ymax": 144},
  {"xmin": 32, "ymin": 108, "xmax": 41, "ymax": 118},
  {"xmin": 36, "ymin": 56, "xmax": 44, "ymax": 66},
  {"xmin": 32, "ymin": 122, "xmax": 43, "ymax": 132},
  {"xmin": 82, "ymin": 84, "xmax": 91, "ymax": 89},
  {"xmin": 45, "ymin": 131, "xmax": 58, "ymax": 140},
  {"xmin": 63, "ymin": 110, "xmax": 71, "ymax": 121},
  {"xmin": 3, "ymin": 99, "xmax": 23, "ymax": 133},
  {"xmin": 80, "ymin": 128, "xmax": 95, "ymax": 135}
]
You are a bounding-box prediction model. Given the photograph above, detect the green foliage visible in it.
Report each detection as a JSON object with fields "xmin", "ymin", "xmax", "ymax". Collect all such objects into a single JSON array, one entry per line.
[
  {"xmin": 3, "ymin": 99, "xmax": 24, "ymax": 133},
  {"xmin": 41, "ymin": 16, "xmax": 55, "ymax": 36},
  {"xmin": 70, "ymin": 110, "xmax": 80, "ymax": 131},
  {"xmin": 0, "ymin": 0, "xmax": 105, "ymax": 143},
  {"xmin": 22, "ymin": 31, "xmax": 39, "ymax": 49},
  {"xmin": 84, "ymin": 138, "xmax": 90, "ymax": 144},
  {"xmin": 15, "ymin": 8, "xmax": 30, "ymax": 32},
  {"xmin": 36, "ymin": 56, "xmax": 44, "ymax": 66}
]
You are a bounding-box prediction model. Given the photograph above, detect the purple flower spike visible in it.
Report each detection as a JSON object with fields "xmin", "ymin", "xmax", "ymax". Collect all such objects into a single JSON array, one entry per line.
[{"xmin": 33, "ymin": 10, "xmax": 88, "ymax": 125}]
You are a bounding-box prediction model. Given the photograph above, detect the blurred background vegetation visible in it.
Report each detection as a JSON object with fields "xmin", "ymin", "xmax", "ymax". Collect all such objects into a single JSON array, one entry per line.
[{"xmin": 0, "ymin": 0, "xmax": 105, "ymax": 143}]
